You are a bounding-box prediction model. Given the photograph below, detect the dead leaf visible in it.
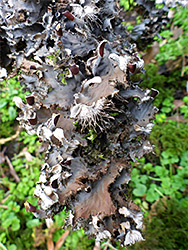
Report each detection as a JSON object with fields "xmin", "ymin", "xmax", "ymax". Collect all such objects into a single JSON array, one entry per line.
[
  {"xmin": 5, "ymin": 155, "xmax": 20, "ymax": 182},
  {"xmin": 0, "ymin": 147, "xmax": 6, "ymax": 164},
  {"xmin": 159, "ymin": 39, "xmax": 167, "ymax": 47},
  {"xmin": 55, "ymin": 230, "xmax": 69, "ymax": 250},
  {"xmin": 165, "ymin": 57, "xmax": 182, "ymax": 72},
  {"xmin": 20, "ymin": 147, "xmax": 33, "ymax": 162},
  {"xmin": 171, "ymin": 26, "xmax": 183, "ymax": 40},
  {"xmin": 142, "ymin": 41, "xmax": 160, "ymax": 64},
  {"xmin": 33, "ymin": 225, "xmax": 46, "ymax": 247},
  {"xmin": 47, "ymin": 237, "xmax": 54, "ymax": 250},
  {"xmin": 166, "ymin": 115, "xmax": 188, "ymax": 123}
]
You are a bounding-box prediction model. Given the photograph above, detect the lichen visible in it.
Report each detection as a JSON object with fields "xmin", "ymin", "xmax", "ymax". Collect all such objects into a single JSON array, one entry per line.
[{"xmin": 2, "ymin": 0, "xmax": 158, "ymax": 247}]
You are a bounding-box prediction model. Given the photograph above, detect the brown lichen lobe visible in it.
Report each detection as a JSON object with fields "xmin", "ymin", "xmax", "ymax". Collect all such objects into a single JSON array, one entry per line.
[{"xmin": 74, "ymin": 161, "xmax": 127, "ymax": 220}]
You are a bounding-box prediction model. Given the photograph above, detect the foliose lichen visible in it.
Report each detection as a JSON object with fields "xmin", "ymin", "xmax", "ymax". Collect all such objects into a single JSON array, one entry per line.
[{"xmin": 1, "ymin": 0, "xmax": 159, "ymax": 247}]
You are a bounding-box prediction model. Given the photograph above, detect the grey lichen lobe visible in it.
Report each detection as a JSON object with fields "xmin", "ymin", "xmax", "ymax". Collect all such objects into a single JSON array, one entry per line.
[{"xmin": 1, "ymin": 0, "xmax": 158, "ymax": 247}]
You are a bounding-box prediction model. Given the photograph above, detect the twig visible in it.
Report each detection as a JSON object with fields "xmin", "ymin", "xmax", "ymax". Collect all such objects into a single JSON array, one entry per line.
[
  {"xmin": 55, "ymin": 230, "xmax": 69, "ymax": 250},
  {"xmin": 0, "ymin": 129, "xmax": 20, "ymax": 145},
  {"xmin": 5, "ymin": 155, "xmax": 20, "ymax": 182},
  {"xmin": 166, "ymin": 115, "xmax": 188, "ymax": 123},
  {"xmin": 0, "ymin": 242, "xmax": 8, "ymax": 250},
  {"xmin": 0, "ymin": 147, "xmax": 6, "ymax": 177},
  {"xmin": 47, "ymin": 236, "xmax": 54, "ymax": 250},
  {"xmin": 0, "ymin": 205, "xmax": 8, "ymax": 209},
  {"xmin": 104, "ymin": 239, "xmax": 110, "ymax": 250},
  {"xmin": 181, "ymin": 55, "xmax": 186, "ymax": 77},
  {"xmin": 1, "ymin": 194, "xmax": 10, "ymax": 204},
  {"xmin": 101, "ymin": 241, "xmax": 119, "ymax": 250}
]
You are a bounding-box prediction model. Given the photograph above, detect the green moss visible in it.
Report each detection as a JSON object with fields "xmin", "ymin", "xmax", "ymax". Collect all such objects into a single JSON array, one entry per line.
[
  {"xmin": 150, "ymin": 122, "xmax": 188, "ymax": 157},
  {"xmin": 129, "ymin": 197, "xmax": 188, "ymax": 250}
]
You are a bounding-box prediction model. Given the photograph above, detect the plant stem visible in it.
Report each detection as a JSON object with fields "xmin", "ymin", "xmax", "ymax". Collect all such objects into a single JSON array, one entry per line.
[
  {"xmin": 169, "ymin": 163, "xmax": 173, "ymax": 177},
  {"xmin": 0, "ymin": 243, "xmax": 8, "ymax": 250},
  {"xmin": 148, "ymin": 176, "xmax": 162, "ymax": 181},
  {"xmin": 154, "ymin": 187, "xmax": 164, "ymax": 197},
  {"xmin": 101, "ymin": 241, "xmax": 119, "ymax": 250},
  {"xmin": 5, "ymin": 155, "xmax": 20, "ymax": 182}
]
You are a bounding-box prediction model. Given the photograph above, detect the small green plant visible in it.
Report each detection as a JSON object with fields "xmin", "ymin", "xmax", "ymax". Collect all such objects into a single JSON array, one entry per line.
[
  {"xmin": 85, "ymin": 129, "xmax": 98, "ymax": 143},
  {"xmin": 130, "ymin": 152, "xmax": 188, "ymax": 211},
  {"xmin": 47, "ymin": 49, "xmax": 61, "ymax": 65},
  {"xmin": 0, "ymin": 78, "xmax": 30, "ymax": 138},
  {"xmin": 18, "ymin": 131, "xmax": 41, "ymax": 154},
  {"xmin": 125, "ymin": 22, "xmax": 134, "ymax": 32},
  {"xmin": 155, "ymin": 113, "xmax": 167, "ymax": 123},
  {"xmin": 0, "ymin": 78, "xmax": 30, "ymax": 123},
  {"xmin": 139, "ymin": 63, "xmax": 186, "ymax": 109},
  {"xmin": 131, "ymin": 115, "xmax": 188, "ymax": 209},
  {"xmin": 59, "ymin": 71, "xmax": 68, "ymax": 85},
  {"xmin": 160, "ymin": 96, "xmax": 175, "ymax": 114},
  {"xmin": 179, "ymin": 96, "xmax": 188, "ymax": 118},
  {"xmin": 0, "ymin": 150, "xmax": 43, "ymax": 249},
  {"xmin": 62, "ymin": 229, "xmax": 94, "ymax": 250},
  {"xmin": 119, "ymin": 0, "xmax": 136, "ymax": 11},
  {"xmin": 154, "ymin": 6, "xmax": 188, "ymax": 72}
]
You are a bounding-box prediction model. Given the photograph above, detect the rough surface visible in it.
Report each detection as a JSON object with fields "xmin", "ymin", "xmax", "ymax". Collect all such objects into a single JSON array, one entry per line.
[{"xmin": 1, "ymin": 0, "xmax": 159, "ymax": 247}]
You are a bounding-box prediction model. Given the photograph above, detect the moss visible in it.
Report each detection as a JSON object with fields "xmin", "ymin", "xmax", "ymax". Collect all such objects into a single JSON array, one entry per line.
[
  {"xmin": 150, "ymin": 122, "xmax": 188, "ymax": 157},
  {"xmin": 129, "ymin": 197, "xmax": 188, "ymax": 250}
]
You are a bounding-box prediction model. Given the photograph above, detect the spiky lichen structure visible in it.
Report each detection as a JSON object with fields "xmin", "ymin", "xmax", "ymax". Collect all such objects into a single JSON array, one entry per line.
[{"xmin": 0, "ymin": 0, "xmax": 158, "ymax": 247}]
